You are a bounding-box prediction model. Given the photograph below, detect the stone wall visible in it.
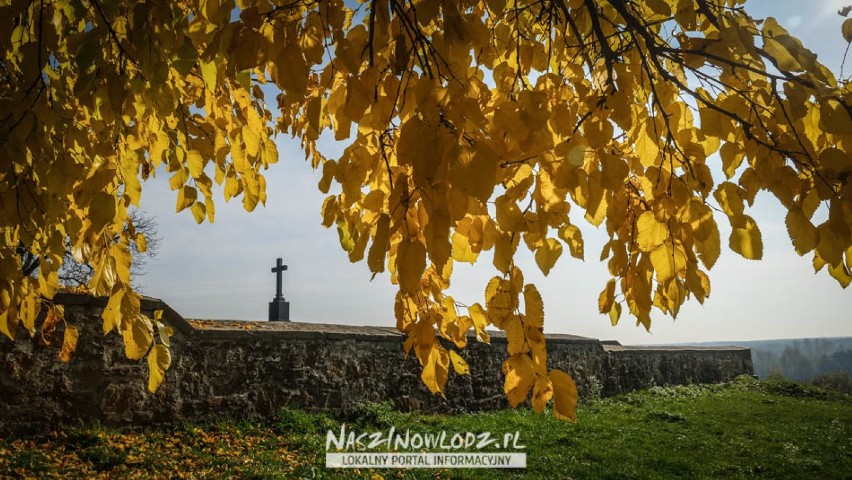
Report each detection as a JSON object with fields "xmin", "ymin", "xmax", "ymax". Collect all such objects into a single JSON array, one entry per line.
[{"xmin": 0, "ymin": 294, "xmax": 752, "ymax": 435}]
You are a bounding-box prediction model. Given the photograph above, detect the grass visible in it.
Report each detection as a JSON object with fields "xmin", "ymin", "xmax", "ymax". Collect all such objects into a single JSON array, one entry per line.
[{"xmin": 1, "ymin": 377, "xmax": 849, "ymax": 479}]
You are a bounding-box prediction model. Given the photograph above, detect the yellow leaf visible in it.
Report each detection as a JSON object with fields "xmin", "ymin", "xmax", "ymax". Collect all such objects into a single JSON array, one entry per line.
[
  {"xmin": 397, "ymin": 116, "xmax": 441, "ymax": 188},
  {"xmin": 155, "ymin": 311, "xmax": 173, "ymax": 347},
  {"xmin": 598, "ymin": 278, "xmax": 616, "ymax": 314},
  {"xmin": 242, "ymin": 124, "xmax": 261, "ymax": 158},
  {"xmin": 696, "ymin": 221, "xmax": 721, "ymax": 269},
  {"xmin": 169, "ymin": 167, "xmax": 189, "ymax": 191},
  {"xmin": 123, "ymin": 315, "xmax": 153, "ymax": 360},
  {"xmin": 59, "ymin": 325, "xmax": 78, "ymax": 363},
  {"xmin": 150, "ymin": 131, "xmax": 170, "ymax": 166},
  {"xmin": 550, "ymin": 369, "xmax": 578, "ymax": 422},
  {"xmin": 397, "ymin": 239, "xmax": 426, "ymax": 294},
  {"xmin": 176, "ymin": 185, "xmax": 197, "ymax": 212},
  {"xmin": 469, "ymin": 303, "xmax": 490, "ymax": 342},
  {"xmin": 336, "ymin": 220, "xmax": 355, "ymax": 252},
  {"xmin": 609, "ymin": 302, "xmax": 622, "ymax": 326},
  {"xmin": 785, "ymin": 208, "xmax": 818, "ymax": 255},
  {"xmin": 206, "ymin": 195, "xmax": 216, "ymax": 222},
  {"xmin": 530, "ymin": 334, "xmax": 547, "ymax": 375},
  {"xmin": 763, "ymin": 25, "xmax": 801, "ymax": 71},
  {"xmin": 147, "ymin": 344, "xmax": 172, "ymax": 393},
  {"xmin": 686, "ymin": 267, "xmax": 712, "ymax": 304},
  {"xmin": 187, "ymin": 150, "xmax": 205, "ymax": 178},
  {"xmin": 720, "ymin": 142, "xmax": 744, "ymax": 179},
  {"xmin": 443, "ymin": 0, "xmax": 468, "ymax": 43},
  {"xmin": 451, "ymin": 229, "xmax": 479, "ymax": 264},
  {"xmin": 395, "ymin": 293, "xmax": 418, "ymax": 332},
  {"xmin": 644, "ymin": 0, "xmax": 671, "ymax": 15},
  {"xmin": 368, "ymin": 214, "xmax": 391, "ymax": 273},
  {"xmin": 190, "ymin": 201, "xmax": 207, "ymax": 224},
  {"xmin": 101, "ymin": 292, "xmax": 121, "ymax": 335},
  {"xmin": 111, "ymin": 242, "xmax": 132, "ymax": 284},
  {"xmin": 505, "ymin": 164, "xmax": 534, "ymax": 198},
  {"xmin": 583, "ymin": 177, "xmax": 608, "ymax": 226},
  {"xmin": 425, "ymin": 206, "xmax": 452, "ymax": 270},
  {"xmin": 274, "ymin": 43, "xmax": 309, "ymax": 96},
  {"xmin": 121, "ymin": 155, "xmax": 142, "ymax": 207},
  {"xmin": 531, "ymin": 376, "xmax": 553, "ymax": 414},
  {"xmin": 634, "ymin": 122, "xmax": 660, "ymax": 167},
  {"xmin": 522, "ymin": 284, "xmax": 544, "ymax": 328},
  {"xmin": 438, "ymin": 296, "xmax": 459, "ymax": 339},
  {"xmin": 844, "ymin": 18, "xmax": 852, "ymax": 43},
  {"xmin": 88, "ymin": 250, "xmax": 118, "ymax": 296},
  {"xmin": 504, "ymin": 314, "xmax": 527, "ymax": 355},
  {"xmin": 170, "ymin": 39, "xmax": 197, "ymax": 75},
  {"xmin": 421, "ymin": 346, "xmax": 449, "ymax": 395},
  {"xmin": 449, "ymin": 350, "xmax": 470, "ymax": 375},
  {"xmin": 649, "ymin": 243, "xmax": 687, "ymax": 284},
  {"xmin": 200, "ymin": 59, "xmax": 217, "ymax": 91},
  {"xmin": 485, "ymin": 277, "xmax": 515, "ymax": 325},
  {"xmin": 558, "ymin": 224, "xmax": 584, "ymax": 259},
  {"xmin": 344, "ymin": 74, "xmax": 372, "ymax": 120},
  {"xmin": 263, "ymin": 136, "xmax": 279, "ymax": 166},
  {"xmin": 820, "ymin": 147, "xmax": 848, "ymax": 171},
  {"xmin": 503, "ymin": 354, "xmax": 535, "ymax": 408},
  {"xmin": 136, "ymin": 233, "xmax": 148, "ymax": 253},
  {"xmin": 585, "ymin": 113, "xmax": 614, "ymax": 149},
  {"xmin": 699, "ymin": 105, "xmax": 728, "ymax": 140},
  {"xmin": 567, "ymin": 145, "xmax": 586, "ymax": 167},
  {"xmin": 102, "ymin": 286, "xmax": 139, "ymax": 334},
  {"xmin": 37, "ymin": 259, "xmax": 59, "ymax": 298},
  {"xmin": 241, "ymin": 175, "xmax": 262, "ymax": 213},
  {"xmin": 729, "ymin": 214, "xmax": 763, "ymax": 260},
  {"xmin": 534, "ymin": 238, "xmax": 562, "ymax": 276},
  {"xmin": 451, "ymin": 145, "xmax": 498, "ymax": 202},
  {"xmin": 636, "ymin": 211, "xmax": 669, "ymax": 252},
  {"xmin": 495, "ymin": 196, "xmax": 525, "ymax": 232},
  {"xmin": 21, "ymin": 294, "xmax": 40, "ymax": 335},
  {"xmin": 828, "ymin": 262, "xmax": 851, "ymax": 288},
  {"xmin": 714, "ymin": 182, "xmax": 745, "ymax": 217},
  {"xmin": 493, "ymin": 232, "xmax": 518, "ymax": 274},
  {"xmin": 817, "ymin": 223, "xmax": 845, "ymax": 267},
  {"xmin": 40, "ymin": 304, "xmax": 63, "ymax": 343},
  {"xmin": 453, "ymin": 315, "xmax": 473, "ymax": 348},
  {"xmin": 89, "ymin": 192, "xmax": 116, "ymax": 233}
]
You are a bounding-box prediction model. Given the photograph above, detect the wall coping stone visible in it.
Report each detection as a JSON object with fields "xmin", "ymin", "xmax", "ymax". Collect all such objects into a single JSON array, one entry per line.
[
  {"xmin": 53, "ymin": 292, "xmax": 604, "ymax": 345},
  {"xmin": 604, "ymin": 344, "xmax": 751, "ymax": 352},
  {"xmin": 53, "ymin": 293, "xmax": 749, "ymax": 352}
]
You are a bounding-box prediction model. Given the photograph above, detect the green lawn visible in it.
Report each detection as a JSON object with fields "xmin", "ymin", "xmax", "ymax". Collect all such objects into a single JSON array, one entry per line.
[{"xmin": 2, "ymin": 377, "xmax": 849, "ymax": 479}]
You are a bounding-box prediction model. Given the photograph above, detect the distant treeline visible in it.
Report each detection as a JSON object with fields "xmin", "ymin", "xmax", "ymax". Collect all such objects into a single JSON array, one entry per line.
[
  {"xmin": 671, "ymin": 337, "xmax": 852, "ymax": 381},
  {"xmin": 750, "ymin": 338, "xmax": 852, "ymax": 380}
]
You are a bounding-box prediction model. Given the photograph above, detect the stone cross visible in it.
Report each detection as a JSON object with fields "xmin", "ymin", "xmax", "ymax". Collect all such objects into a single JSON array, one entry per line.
[
  {"xmin": 269, "ymin": 257, "xmax": 290, "ymax": 321},
  {"xmin": 271, "ymin": 257, "xmax": 287, "ymax": 299}
]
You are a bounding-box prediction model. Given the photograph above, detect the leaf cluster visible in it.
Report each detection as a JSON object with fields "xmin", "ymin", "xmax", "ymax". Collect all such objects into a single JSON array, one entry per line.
[{"xmin": 2, "ymin": 0, "xmax": 851, "ymax": 420}]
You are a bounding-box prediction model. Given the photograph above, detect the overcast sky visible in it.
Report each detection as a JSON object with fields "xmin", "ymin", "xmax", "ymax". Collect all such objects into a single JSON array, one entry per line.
[{"xmin": 136, "ymin": 0, "xmax": 851, "ymax": 344}]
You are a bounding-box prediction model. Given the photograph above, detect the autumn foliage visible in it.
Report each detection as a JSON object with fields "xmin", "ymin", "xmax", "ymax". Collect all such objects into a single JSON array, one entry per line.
[{"xmin": 2, "ymin": 0, "xmax": 851, "ymax": 421}]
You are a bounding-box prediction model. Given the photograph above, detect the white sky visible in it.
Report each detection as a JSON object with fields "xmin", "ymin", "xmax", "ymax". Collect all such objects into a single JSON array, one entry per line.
[{"xmin": 136, "ymin": 0, "xmax": 851, "ymax": 344}]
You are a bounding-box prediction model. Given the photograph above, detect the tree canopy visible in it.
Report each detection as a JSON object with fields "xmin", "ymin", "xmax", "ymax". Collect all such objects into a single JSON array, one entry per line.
[{"xmin": 1, "ymin": 0, "xmax": 851, "ymax": 421}]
